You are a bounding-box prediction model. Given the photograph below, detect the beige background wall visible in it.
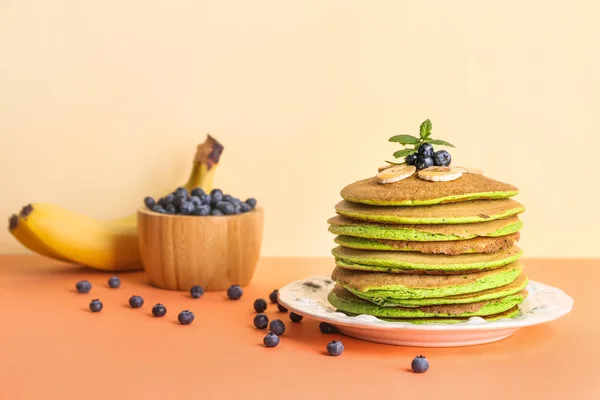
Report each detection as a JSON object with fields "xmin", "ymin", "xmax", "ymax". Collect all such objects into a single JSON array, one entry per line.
[{"xmin": 1, "ymin": 1, "xmax": 599, "ymax": 258}]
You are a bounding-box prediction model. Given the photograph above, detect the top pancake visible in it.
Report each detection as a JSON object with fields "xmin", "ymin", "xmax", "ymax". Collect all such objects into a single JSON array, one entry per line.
[
  {"xmin": 335, "ymin": 198, "xmax": 524, "ymax": 224},
  {"xmin": 340, "ymin": 173, "xmax": 518, "ymax": 206}
]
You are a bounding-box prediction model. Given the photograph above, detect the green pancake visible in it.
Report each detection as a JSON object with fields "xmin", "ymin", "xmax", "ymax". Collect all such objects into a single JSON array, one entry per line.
[
  {"xmin": 348, "ymin": 306, "xmax": 521, "ymax": 324},
  {"xmin": 346, "ymin": 273, "xmax": 529, "ymax": 307},
  {"xmin": 334, "ymin": 233, "xmax": 520, "ymax": 255},
  {"xmin": 332, "ymin": 245, "xmax": 523, "ymax": 273},
  {"xmin": 335, "ymin": 198, "xmax": 524, "ymax": 225},
  {"xmin": 328, "ymin": 215, "xmax": 523, "ymax": 242},
  {"xmin": 331, "ymin": 262, "xmax": 523, "ymax": 299},
  {"xmin": 328, "ymin": 285, "xmax": 527, "ymax": 318},
  {"xmin": 340, "ymin": 173, "xmax": 518, "ymax": 206}
]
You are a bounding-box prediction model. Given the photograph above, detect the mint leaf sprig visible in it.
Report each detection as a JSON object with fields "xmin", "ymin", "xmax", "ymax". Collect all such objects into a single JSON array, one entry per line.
[{"xmin": 388, "ymin": 119, "xmax": 455, "ymax": 160}]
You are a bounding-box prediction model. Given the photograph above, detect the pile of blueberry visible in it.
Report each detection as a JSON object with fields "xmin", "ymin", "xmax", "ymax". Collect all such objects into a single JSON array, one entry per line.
[
  {"xmin": 144, "ymin": 187, "xmax": 257, "ymax": 216},
  {"xmin": 406, "ymin": 143, "xmax": 452, "ymax": 170}
]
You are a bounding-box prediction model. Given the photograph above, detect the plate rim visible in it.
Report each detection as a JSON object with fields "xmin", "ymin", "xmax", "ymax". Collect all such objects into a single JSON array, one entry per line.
[{"xmin": 277, "ymin": 275, "xmax": 574, "ymax": 332}]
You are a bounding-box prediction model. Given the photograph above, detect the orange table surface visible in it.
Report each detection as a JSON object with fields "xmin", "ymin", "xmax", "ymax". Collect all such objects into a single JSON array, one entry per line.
[{"xmin": 0, "ymin": 255, "xmax": 597, "ymax": 400}]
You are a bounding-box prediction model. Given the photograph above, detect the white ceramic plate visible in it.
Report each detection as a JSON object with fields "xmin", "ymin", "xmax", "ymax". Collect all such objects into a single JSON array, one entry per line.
[{"xmin": 277, "ymin": 276, "xmax": 574, "ymax": 347}]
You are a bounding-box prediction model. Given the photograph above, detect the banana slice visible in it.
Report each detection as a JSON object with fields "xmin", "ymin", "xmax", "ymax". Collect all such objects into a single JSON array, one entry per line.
[
  {"xmin": 455, "ymin": 166, "xmax": 483, "ymax": 174},
  {"xmin": 417, "ymin": 166, "xmax": 463, "ymax": 182},
  {"xmin": 376, "ymin": 165, "xmax": 416, "ymax": 184}
]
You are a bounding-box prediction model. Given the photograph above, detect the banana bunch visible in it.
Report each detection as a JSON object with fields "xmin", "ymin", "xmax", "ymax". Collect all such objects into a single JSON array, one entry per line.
[{"xmin": 8, "ymin": 135, "xmax": 224, "ymax": 271}]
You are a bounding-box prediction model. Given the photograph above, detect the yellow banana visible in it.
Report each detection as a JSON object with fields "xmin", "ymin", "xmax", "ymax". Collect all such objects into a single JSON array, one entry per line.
[{"xmin": 8, "ymin": 135, "xmax": 224, "ymax": 271}]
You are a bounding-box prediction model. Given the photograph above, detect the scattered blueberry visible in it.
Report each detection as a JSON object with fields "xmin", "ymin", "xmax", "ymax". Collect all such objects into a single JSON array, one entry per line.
[
  {"xmin": 129, "ymin": 295, "xmax": 144, "ymax": 308},
  {"xmin": 210, "ymin": 209, "xmax": 224, "ymax": 216},
  {"xmin": 76, "ymin": 280, "xmax": 92, "ymax": 294},
  {"xmin": 277, "ymin": 303, "xmax": 288, "ymax": 313},
  {"xmin": 245, "ymin": 198, "xmax": 257, "ymax": 209},
  {"xmin": 227, "ymin": 285, "xmax": 243, "ymax": 300},
  {"xmin": 108, "ymin": 276, "xmax": 120, "ymax": 289},
  {"xmin": 217, "ymin": 201, "xmax": 235, "ymax": 215},
  {"xmin": 269, "ymin": 290, "xmax": 279, "ymax": 304},
  {"xmin": 326, "ymin": 340, "xmax": 344, "ymax": 356},
  {"xmin": 263, "ymin": 332, "xmax": 280, "ymax": 348},
  {"xmin": 416, "ymin": 156, "xmax": 434, "ymax": 170},
  {"xmin": 178, "ymin": 310, "xmax": 195, "ymax": 325},
  {"xmin": 411, "ymin": 355, "xmax": 429, "ymax": 373},
  {"xmin": 190, "ymin": 285, "xmax": 204, "ymax": 299},
  {"xmin": 432, "ymin": 150, "xmax": 451, "ymax": 166},
  {"xmin": 406, "ymin": 153, "xmax": 418, "ymax": 166},
  {"xmin": 269, "ymin": 319, "xmax": 286, "ymax": 336},
  {"xmin": 253, "ymin": 299, "xmax": 267, "ymax": 313},
  {"xmin": 190, "ymin": 188, "xmax": 206, "ymax": 197},
  {"xmin": 152, "ymin": 303, "xmax": 167, "ymax": 317},
  {"xmin": 144, "ymin": 197, "xmax": 155, "ymax": 208},
  {"xmin": 417, "ymin": 143, "xmax": 434, "ymax": 158},
  {"xmin": 253, "ymin": 314, "xmax": 269, "ymax": 329},
  {"xmin": 289, "ymin": 312, "xmax": 303, "ymax": 323},
  {"xmin": 319, "ymin": 322, "xmax": 338, "ymax": 334},
  {"xmin": 89, "ymin": 299, "xmax": 103, "ymax": 312}
]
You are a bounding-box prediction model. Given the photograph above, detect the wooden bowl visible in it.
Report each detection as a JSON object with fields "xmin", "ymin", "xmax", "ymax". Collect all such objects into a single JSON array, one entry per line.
[{"xmin": 137, "ymin": 207, "xmax": 264, "ymax": 291}]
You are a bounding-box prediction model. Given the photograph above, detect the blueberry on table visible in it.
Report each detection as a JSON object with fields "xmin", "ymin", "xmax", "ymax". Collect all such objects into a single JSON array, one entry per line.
[
  {"xmin": 263, "ymin": 332, "xmax": 280, "ymax": 348},
  {"xmin": 152, "ymin": 303, "xmax": 167, "ymax": 317},
  {"xmin": 210, "ymin": 209, "xmax": 224, "ymax": 216},
  {"xmin": 319, "ymin": 322, "xmax": 338, "ymax": 334},
  {"xmin": 190, "ymin": 285, "xmax": 204, "ymax": 298},
  {"xmin": 165, "ymin": 204, "xmax": 176, "ymax": 214},
  {"xmin": 326, "ymin": 340, "xmax": 344, "ymax": 356},
  {"xmin": 289, "ymin": 312, "xmax": 303, "ymax": 323},
  {"xmin": 416, "ymin": 156, "xmax": 434, "ymax": 171},
  {"xmin": 406, "ymin": 153, "xmax": 418, "ymax": 166},
  {"xmin": 269, "ymin": 319, "xmax": 286, "ymax": 336},
  {"xmin": 190, "ymin": 188, "xmax": 205, "ymax": 197},
  {"xmin": 76, "ymin": 280, "xmax": 92, "ymax": 294},
  {"xmin": 269, "ymin": 290, "xmax": 279, "ymax": 304},
  {"xmin": 89, "ymin": 299, "xmax": 103, "ymax": 312},
  {"xmin": 253, "ymin": 299, "xmax": 267, "ymax": 313},
  {"xmin": 178, "ymin": 310, "xmax": 195, "ymax": 325},
  {"xmin": 411, "ymin": 355, "xmax": 429, "ymax": 373},
  {"xmin": 277, "ymin": 303, "xmax": 288, "ymax": 313},
  {"xmin": 108, "ymin": 276, "xmax": 120, "ymax": 289},
  {"xmin": 253, "ymin": 314, "xmax": 269, "ymax": 329},
  {"xmin": 179, "ymin": 201, "xmax": 195, "ymax": 215},
  {"xmin": 245, "ymin": 198, "xmax": 257, "ymax": 209},
  {"xmin": 129, "ymin": 295, "xmax": 144, "ymax": 308},
  {"xmin": 227, "ymin": 285, "xmax": 243, "ymax": 300},
  {"xmin": 417, "ymin": 143, "xmax": 434, "ymax": 157},
  {"xmin": 144, "ymin": 197, "xmax": 155, "ymax": 208},
  {"xmin": 432, "ymin": 150, "xmax": 451, "ymax": 166}
]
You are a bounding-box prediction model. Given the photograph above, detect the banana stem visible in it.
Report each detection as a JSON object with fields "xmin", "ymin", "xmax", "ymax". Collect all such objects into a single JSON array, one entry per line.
[{"xmin": 185, "ymin": 134, "xmax": 224, "ymax": 189}]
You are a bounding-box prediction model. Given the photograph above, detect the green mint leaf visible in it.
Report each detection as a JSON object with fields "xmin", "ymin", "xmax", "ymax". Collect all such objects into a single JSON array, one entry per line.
[
  {"xmin": 393, "ymin": 148, "xmax": 417, "ymax": 158},
  {"xmin": 424, "ymin": 139, "xmax": 456, "ymax": 148},
  {"xmin": 419, "ymin": 119, "xmax": 432, "ymax": 138},
  {"xmin": 388, "ymin": 134, "xmax": 420, "ymax": 145}
]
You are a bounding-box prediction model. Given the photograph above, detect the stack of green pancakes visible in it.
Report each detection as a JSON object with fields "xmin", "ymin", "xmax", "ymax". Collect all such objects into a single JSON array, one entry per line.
[{"xmin": 326, "ymin": 172, "xmax": 529, "ymax": 324}]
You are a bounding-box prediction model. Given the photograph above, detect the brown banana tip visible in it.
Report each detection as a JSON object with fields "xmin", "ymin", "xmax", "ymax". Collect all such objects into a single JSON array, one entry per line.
[
  {"xmin": 19, "ymin": 204, "xmax": 33, "ymax": 218},
  {"xmin": 8, "ymin": 214, "xmax": 18, "ymax": 230}
]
